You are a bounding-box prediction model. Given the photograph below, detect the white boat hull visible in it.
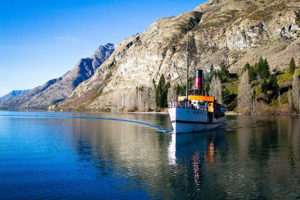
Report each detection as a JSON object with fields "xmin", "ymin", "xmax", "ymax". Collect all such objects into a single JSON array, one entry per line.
[{"xmin": 168, "ymin": 107, "xmax": 225, "ymax": 133}]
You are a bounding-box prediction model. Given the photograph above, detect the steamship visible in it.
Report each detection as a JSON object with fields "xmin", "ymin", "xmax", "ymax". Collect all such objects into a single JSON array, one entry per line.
[{"xmin": 168, "ymin": 69, "xmax": 226, "ymax": 133}]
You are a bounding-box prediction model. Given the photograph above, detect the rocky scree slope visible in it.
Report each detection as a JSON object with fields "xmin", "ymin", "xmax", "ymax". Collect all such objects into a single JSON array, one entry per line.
[
  {"xmin": 55, "ymin": 0, "xmax": 300, "ymax": 112},
  {"xmin": 0, "ymin": 43, "xmax": 114, "ymax": 110}
]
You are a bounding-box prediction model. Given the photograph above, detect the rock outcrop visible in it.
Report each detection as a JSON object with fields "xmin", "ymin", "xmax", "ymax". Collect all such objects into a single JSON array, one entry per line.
[
  {"xmin": 55, "ymin": 0, "xmax": 300, "ymax": 112},
  {"xmin": 0, "ymin": 43, "xmax": 114, "ymax": 110}
]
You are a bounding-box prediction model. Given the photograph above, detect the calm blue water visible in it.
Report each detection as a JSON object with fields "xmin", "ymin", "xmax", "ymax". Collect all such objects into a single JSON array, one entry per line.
[{"xmin": 0, "ymin": 111, "xmax": 299, "ymax": 199}]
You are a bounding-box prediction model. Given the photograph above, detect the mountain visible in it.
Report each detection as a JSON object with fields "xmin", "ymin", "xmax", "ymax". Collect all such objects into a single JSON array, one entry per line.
[
  {"xmin": 0, "ymin": 90, "xmax": 29, "ymax": 103},
  {"xmin": 0, "ymin": 43, "xmax": 114, "ymax": 110},
  {"xmin": 54, "ymin": 0, "xmax": 300, "ymax": 112}
]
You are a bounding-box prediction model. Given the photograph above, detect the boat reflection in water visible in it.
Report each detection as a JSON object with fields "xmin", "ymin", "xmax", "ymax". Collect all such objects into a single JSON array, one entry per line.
[
  {"xmin": 168, "ymin": 130, "xmax": 226, "ymax": 186},
  {"xmin": 70, "ymin": 114, "xmax": 227, "ymax": 199}
]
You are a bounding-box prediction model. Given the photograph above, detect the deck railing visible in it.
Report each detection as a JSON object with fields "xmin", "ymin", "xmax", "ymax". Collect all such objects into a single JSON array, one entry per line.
[{"xmin": 168, "ymin": 101, "xmax": 208, "ymax": 111}]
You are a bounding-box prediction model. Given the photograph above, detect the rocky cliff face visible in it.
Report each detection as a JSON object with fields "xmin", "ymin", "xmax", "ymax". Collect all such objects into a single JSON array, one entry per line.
[
  {"xmin": 0, "ymin": 90, "xmax": 29, "ymax": 103},
  {"xmin": 54, "ymin": 0, "xmax": 300, "ymax": 112},
  {"xmin": 0, "ymin": 43, "xmax": 114, "ymax": 110}
]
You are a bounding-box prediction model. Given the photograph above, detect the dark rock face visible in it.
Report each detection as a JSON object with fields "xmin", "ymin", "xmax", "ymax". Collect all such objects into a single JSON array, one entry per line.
[
  {"xmin": 0, "ymin": 90, "xmax": 30, "ymax": 103},
  {"xmin": 0, "ymin": 43, "xmax": 114, "ymax": 111},
  {"xmin": 73, "ymin": 43, "xmax": 115, "ymax": 88}
]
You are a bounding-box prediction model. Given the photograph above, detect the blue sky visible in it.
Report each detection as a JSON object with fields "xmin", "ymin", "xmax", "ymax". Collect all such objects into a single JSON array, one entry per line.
[{"xmin": 0, "ymin": 0, "xmax": 205, "ymax": 96}]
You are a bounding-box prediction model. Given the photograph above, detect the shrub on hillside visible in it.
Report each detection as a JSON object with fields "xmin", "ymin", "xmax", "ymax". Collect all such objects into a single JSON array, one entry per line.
[{"xmin": 288, "ymin": 57, "xmax": 296, "ymax": 74}]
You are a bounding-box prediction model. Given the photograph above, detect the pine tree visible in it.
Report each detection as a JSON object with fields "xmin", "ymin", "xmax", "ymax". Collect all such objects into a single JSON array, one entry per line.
[
  {"xmin": 176, "ymin": 84, "xmax": 185, "ymax": 96},
  {"xmin": 155, "ymin": 75, "xmax": 166, "ymax": 107},
  {"xmin": 249, "ymin": 67, "xmax": 257, "ymax": 81},
  {"xmin": 269, "ymin": 74, "xmax": 279, "ymax": 98},
  {"xmin": 257, "ymin": 56, "xmax": 264, "ymax": 72},
  {"xmin": 162, "ymin": 82, "xmax": 170, "ymax": 107},
  {"xmin": 253, "ymin": 63, "xmax": 260, "ymax": 80},
  {"xmin": 222, "ymin": 88, "xmax": 231, "ymax": 105},
  {"xmin": 261, "ymin": 79, "xmax": 268, "ymax": 95},
  {"xmin": 258, "ymin": 57, "xmax": 270, "ymax": 79},
  {"xmin": 155, "ymin": 75, "xmax": 170, "ymax": 108},
  {"xmin": 289, "ymin": 57, "xmax": 296, "ymax": 74},
  {"xmin": 220, "ymin": 64, "xmax": 230, "ymax": 82}
]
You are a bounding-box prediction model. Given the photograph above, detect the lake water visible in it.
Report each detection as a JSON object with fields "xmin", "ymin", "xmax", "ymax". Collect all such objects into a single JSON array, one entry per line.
[{"xmin": 0, "ymin": 111, "xmax": 299, "ymax": 199}]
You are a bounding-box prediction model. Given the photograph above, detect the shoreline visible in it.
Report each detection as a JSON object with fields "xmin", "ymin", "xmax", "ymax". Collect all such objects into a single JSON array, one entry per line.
[{"xmin": 1, "ymin": 109, "xmax": 298, "ymax": 116}]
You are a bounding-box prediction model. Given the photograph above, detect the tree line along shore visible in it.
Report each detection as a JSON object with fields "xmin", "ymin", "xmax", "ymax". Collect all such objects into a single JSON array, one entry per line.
[{"xmin": 153, "ymin": 57, "xmax": 300, "ymax": 115}]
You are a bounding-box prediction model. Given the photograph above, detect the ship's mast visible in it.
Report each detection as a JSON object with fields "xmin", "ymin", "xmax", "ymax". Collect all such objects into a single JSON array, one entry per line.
[{"xmin": 186, "ymin": 32, "xmax": 189, "ymax": 100}]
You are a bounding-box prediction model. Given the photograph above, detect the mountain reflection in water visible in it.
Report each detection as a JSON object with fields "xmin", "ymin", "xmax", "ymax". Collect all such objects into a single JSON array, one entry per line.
[{"xmin": 0, "ymin": 112, "xmax": 299, "ymax": 199}]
